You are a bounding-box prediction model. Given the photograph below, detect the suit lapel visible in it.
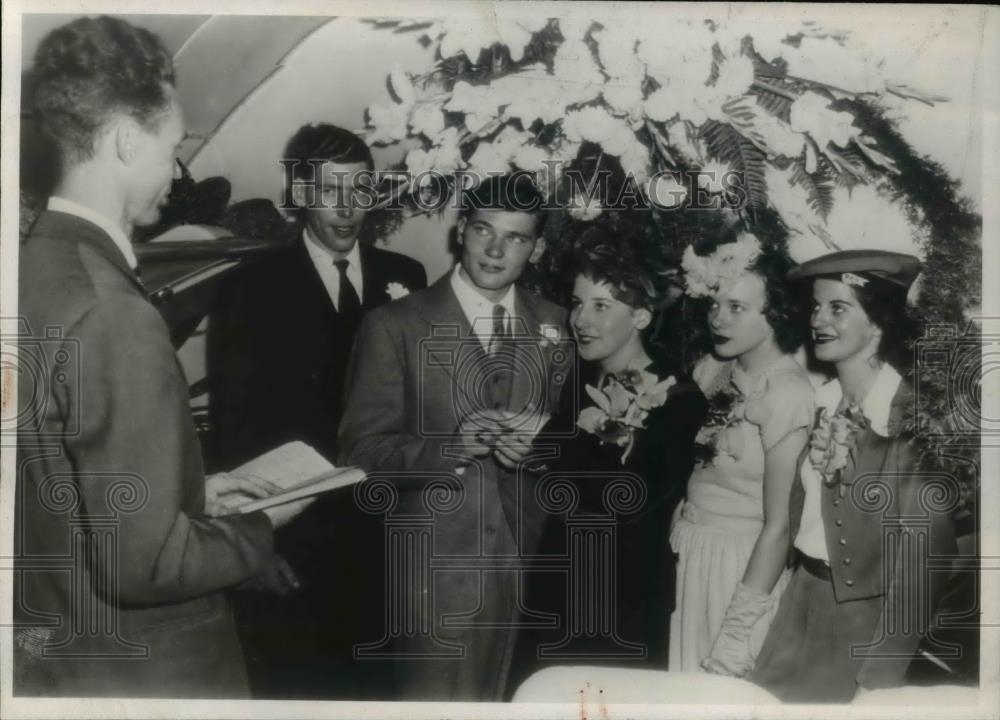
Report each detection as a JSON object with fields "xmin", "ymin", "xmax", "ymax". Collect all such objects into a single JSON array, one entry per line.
[
  {"xmin": 507, "ymin": 288, "xmax": 543, "ymax": 416},
  {"xmin": 415, "ymin": 275, "xmax": 487, "ymax": 398},
  {"xmin": 359, "ymin": 244, "xmax": 384, "ymax": 309}
]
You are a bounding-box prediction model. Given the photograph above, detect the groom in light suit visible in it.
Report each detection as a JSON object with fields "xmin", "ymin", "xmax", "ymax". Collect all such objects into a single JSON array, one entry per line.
[{"xmin": 338, "ymin": 174, "xmax": 574, "ymax": 701}]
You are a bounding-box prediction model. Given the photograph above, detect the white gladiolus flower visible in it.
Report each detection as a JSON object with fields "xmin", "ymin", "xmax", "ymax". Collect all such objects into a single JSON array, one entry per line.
[
  {"xmin": 366, "ymin": 101, "xmax": 410, "ymax": 144},
  {"xmin": 619, "ymin": 141, "xmax": 652, "ymax": 185},
  {"xmin": 492, "ymin": 67, "xmax": 569, "ymax": 126},
  {"xmin": 749, "ymin": 105, "xmax": 808, "ymax": 159},
  {"xmin": 562, "ymin": 107, "xmax": 637, "ymax": 158},
  {"xmin": 405, "ymin": 127, "xmax": 464, "ymax": 183},
  {"xmin": 704, "ymin": 54, "xmax": 756, "ymax": 118},
  {"xmin": 435, "ymin": 15, "xmax": 547, "ymax": 63},
  {"xmin": 603, "ymin": 80, "xmax": 645, "ymax": 123},
  {"xmin": 512, "ymin": 144, "xmax": 551, "ymax": 173},
  {"xmin": 467, "ymin": 141, "xmax": 511, "ymax": 176},
  {"xmin": 552, "ymin": 40, "xmax": 603, "ymax": 105},
  {"xmin": 789, "ymin": 91, "xmax": 860, "ymax": 150},
  {"xmin": 593, "ymin": 25, "xmax": 642, "ymax": 79},
  {"xmin": 780, "ymin": 36, "xmax": 885, "ymax": 95},
  {"xmin": 409, "ymin": 100, "xmax": 446, "ymax": 138}
]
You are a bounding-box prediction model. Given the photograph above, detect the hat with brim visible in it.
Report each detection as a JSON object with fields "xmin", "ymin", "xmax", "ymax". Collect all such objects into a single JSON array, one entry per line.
[{"xmin": 787, "ymin": 249, "xmax": 922, "ymax": 291}]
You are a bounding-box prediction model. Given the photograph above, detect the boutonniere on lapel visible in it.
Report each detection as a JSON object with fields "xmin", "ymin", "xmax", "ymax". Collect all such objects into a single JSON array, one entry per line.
[
  {"xmin": 577, "ymin": 362, "xmax": 677, "ymax": 464},
  {"xmin": 538, "ymin": 323, "xmax": 561, "ymax": 348},
  {"xmin": 808, "ymin": 404, "xmax": 869, "ymax": 490},
  {"xmin": 385, "ymin": 282, "xmax": 410, "ymax": 300}
]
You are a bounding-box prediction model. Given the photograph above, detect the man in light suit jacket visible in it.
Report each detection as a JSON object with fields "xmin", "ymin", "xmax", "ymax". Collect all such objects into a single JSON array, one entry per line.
[
  {"xmin": 207, "ymin": 124, "xmax": 426, "ymax": 698},
  {"xmin": 338, "ymin": 175, "xmax": 574, "ymax": 701},
  {"xmin": 14, "ymin": 16, "xmax": 309, "ymax": 698}
]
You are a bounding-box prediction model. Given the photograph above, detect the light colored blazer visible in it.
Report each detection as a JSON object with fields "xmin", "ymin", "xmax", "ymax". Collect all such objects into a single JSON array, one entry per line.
[
  {"xmin": 337, "ymin": 272, "xmax": 572, "ymax": 699},
  {"xmin": 15, "ymin": 211, "xmax": 274, "ymax": 697}
]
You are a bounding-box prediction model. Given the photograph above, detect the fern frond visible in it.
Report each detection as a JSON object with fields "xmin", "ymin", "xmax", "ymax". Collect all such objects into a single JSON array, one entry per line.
[
  {"xmin": 701, "ymin": 121, "xmax": 768, "ymax": 218},
  {"xmin": 790, "ymin": 162, "xmax": 835, "ymax": 220}
]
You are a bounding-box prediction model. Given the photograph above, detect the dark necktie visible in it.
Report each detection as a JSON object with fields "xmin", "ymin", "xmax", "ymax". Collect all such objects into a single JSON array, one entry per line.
[
  {"xmin": 486, "ymin": 304, "xmax": 515, "ymax": 410},
  {"xmin": 334, "ymin": 259, "xmax": 361, "ymax": 317},
  {"xmin": 489, "ymin": 304, "xmax": 510, "ymax": 355}
]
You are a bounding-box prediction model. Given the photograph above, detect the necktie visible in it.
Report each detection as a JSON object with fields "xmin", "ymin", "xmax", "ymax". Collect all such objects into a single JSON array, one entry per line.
[
  {"xmin": 489, "ymin": 304, "xmax": 510, "ymax": 355},
  {"xmin": 486, "ymin": 304, "xmax": 515, "ymax": 410},
  {"xmin": 334, "ymin": 259, "xmax": 361, "ymax": 317}
]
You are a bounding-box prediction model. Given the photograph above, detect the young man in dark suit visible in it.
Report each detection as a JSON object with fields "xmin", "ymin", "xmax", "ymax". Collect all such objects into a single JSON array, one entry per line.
[
  {"xmin": 14, "ymin": 16, "xmax": 310, "ymax": 698},
  {"xmin": 207, "ymin": 124, "xmax": 426, "ymax": 698},
  {"xmin": 209, "ymin": 123, "xmax": 426, "ymax": 467},
  {"xmin": 337, "ymin": 175, "xmax": 574, "ymax": 701}
]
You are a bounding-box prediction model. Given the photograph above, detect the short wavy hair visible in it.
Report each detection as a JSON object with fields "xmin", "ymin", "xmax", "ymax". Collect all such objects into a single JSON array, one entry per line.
[
  {"xmin": 283, "ymin": 123, "xmax": 375, "ymax": 177},
  {"xmin": 563, "ymin": 221, "xmax": 657, "ymax": 311},
  {"xmin": 31, "ymin": 16, "xmax": 176, "ymax": 166},
  {"xmin": 703, "ymin": 225, "xmax": 808, "ymax": 355},
  {"xmin": 810, "ymin": 274, "xmax": 917, "ymax": 371}
]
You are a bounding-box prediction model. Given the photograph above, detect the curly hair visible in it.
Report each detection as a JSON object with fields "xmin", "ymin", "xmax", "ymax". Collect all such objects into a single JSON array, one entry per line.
[
  {"xmin": 31, "ymin": 16, "xmax": 176, "ymax": 166},
  {"xmin": 562, "ymin": 221, "xmax": 658, "ymax": 311},
  {"xmin": 699, "ymin": 223, "xmax": 808, "ymax": 355}
]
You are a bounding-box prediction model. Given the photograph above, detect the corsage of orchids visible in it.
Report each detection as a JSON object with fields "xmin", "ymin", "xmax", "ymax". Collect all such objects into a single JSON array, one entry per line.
[
  {"xmin": 808, "ymin": 404, "xmax": 869, "ymax": 489},
  {"xmin": 577, "ymin": 364, "xmax": 677, "ymax": 464}
]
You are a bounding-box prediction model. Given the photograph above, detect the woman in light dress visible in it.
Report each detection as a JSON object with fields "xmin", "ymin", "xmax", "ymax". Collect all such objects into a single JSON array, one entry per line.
[{"xmin": 669, "ymin": 233, "xmax": 815, "ymax": 676}]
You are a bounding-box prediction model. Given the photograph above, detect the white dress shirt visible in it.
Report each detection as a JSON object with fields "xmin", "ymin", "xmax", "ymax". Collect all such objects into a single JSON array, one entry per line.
[
  {"xmin": 47, "ymin": 196, "xmax": 138, "ymax": 270},
  {"xmin": 303, "ymin": 226, "xmax": 363, "ymax": 311},
  {"xmin": 449, "ymin": 264, "xmax": 516, "ymax": 352},
  {"xmin": 794, "ymin": 362, "xmax": 902, "ymax": 562}
]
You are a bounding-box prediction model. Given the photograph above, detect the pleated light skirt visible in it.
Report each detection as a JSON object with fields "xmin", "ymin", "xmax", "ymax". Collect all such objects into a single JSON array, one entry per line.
[{"xmin": 668, "ymin": 511, "xmax": 790, "ymax": 673}]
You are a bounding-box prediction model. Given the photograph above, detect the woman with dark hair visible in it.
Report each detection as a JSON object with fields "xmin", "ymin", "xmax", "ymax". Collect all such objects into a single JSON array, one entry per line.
[
  {"xmin": 669, "ymin": 233, "xmax": 815, "ymax": 676},
  {"xmin": 749, "ymin": 250, "xmax": 958, "ymax": 702},
  {"xmin": 516, "ymin": 222, "xmax": 707, "ymax": 678}
]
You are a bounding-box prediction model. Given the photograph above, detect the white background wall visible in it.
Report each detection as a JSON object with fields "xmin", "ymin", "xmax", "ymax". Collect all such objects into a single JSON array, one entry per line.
[{"xmin": 184, "ymin": 17, "xmax": 459, "ymax": 284}]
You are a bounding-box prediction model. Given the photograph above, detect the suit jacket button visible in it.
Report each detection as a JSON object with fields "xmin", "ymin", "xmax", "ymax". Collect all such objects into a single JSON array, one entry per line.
[
  {"xmin": 845, "ymin": 579, "xmax": 854, "ymax": 587},
  {"xmin": 843, "ymin": 558, "xmax": 852, "ymax": 566},
  {"xmin": 486, "ymin": 525, "xmax": 496, "ymax": 536},
  {"xmin": 835, "ymin": 519, "xmax": 843, "ymax": 527},
  {"xmin": 838, "ymin": 538, "xmax": 847, "ymax": 546},
  {"xmin": 833, "ymin": 499, "xmax": 841, "ymax": 507}
]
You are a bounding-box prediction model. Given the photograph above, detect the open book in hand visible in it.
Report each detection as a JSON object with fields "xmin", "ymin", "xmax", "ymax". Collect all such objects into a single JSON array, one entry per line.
[{"xmin": 228, "ymin": 441, "xmax": 367, "ymax": 514}]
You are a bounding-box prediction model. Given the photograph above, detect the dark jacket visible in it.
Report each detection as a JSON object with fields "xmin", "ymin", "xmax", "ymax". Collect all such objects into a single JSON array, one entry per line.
[
  {"xmin": 787, "ymin": 378, "xmax": 958, "ymax": 689},
  {"xmin": 207, "ymin": 230, "xmax": 427, "ymax": 467},
  {"xmin": 15, "ymin": 210, "xmax": 274, "ymax": 698},
  {"xmin": 514, "ymin": 357, "xmax": 706, "ymax": 679},
  {"xmin": 204, "ymin": 228, "xmax": 425, "ymax": 698}
]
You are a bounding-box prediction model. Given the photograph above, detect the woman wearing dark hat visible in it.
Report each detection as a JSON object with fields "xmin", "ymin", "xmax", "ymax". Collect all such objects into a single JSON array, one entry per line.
[{"xmin": 749, "ymin": 250, "xmax": 958, "ymax": 702}]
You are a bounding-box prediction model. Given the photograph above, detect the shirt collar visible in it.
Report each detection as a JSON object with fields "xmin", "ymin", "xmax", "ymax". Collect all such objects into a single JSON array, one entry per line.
[
  {"xmin": 303, "ymin": 225, "xmax": 362, "ymax": 268},
  {"xmin": 449, "ymin": 264, "xmax": 517, "ymax": 334},
  {"xmin": 47, "ymin": 196, "xmax": 137, "ymax": 270},
  {"xmin": 814, "ymin": 362, "xmax": 901, "ymax": 437}
]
